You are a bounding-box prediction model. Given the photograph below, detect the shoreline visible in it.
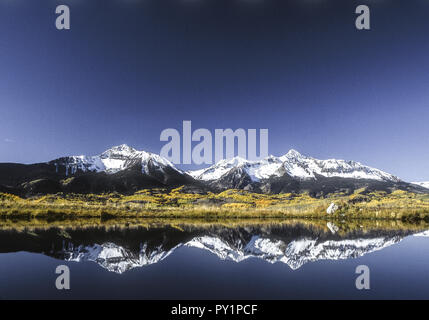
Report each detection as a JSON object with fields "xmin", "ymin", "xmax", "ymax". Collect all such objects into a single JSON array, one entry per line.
[
  {"xmin": 1, "ymin": 216, "xmax": 429, "ymax": 233},
  {"xmin": 1, "ymin": 188, "xmax": 429, "ymax": 222}
]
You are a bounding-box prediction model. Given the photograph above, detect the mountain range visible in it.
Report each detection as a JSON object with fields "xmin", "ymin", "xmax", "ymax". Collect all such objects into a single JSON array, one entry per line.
[{"xmin": 0, "ymin": 144, "xmax": 426, "ymax": 196}]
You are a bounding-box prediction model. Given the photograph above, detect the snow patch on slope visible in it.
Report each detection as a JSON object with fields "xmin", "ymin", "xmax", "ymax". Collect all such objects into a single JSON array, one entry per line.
[{"xmin": 411, "ymin": 182, "xmax": 429, "ymax": 189}]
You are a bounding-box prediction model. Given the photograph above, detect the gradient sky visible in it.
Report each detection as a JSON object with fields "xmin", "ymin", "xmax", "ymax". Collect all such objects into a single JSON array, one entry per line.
[{"xmin": 0, "ymin": 0, "xmax": 428, "ymax": 181}]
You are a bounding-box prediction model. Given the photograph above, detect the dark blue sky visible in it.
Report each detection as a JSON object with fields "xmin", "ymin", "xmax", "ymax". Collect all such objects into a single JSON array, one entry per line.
[{"xmin": 1, "ymin": 0, "xmax": 428, "ymax": 181}]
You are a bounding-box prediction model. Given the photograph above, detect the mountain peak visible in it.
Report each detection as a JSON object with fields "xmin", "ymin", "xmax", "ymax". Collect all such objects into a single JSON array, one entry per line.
[
  {"xmin": 115, "ymin": 143, "xmax": 133, "ymax": 150},
  {"xmin": 101, "ymin": 144, "xmax": 137, "ymax": 157},
  {"xmin": 218, "ymin": 156, "xmax": 249, "ymax": 166},
  {"xmin": 279, "ymin": 149, "xmax": 305, "ymax": 162},
  {"xmin": 286, "ymin": 149, "xmax": 302, "ymax": 157}
]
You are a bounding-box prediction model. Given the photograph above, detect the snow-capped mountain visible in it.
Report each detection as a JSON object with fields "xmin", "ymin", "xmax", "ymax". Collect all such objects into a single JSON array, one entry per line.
[
  {"xmin": 0, "ymin": 145, "xmax": 424, "ymax": 195},
  {"xmin": 50, "ymin": 144, "xmax": 180, "ymax": 176},
  {"xmin": 0, "ymin": 143, "xmax": 207, "ymax": 194},
  {"xmin": 412, "ymin": 182, "xmax": 429, "ymax": 189},
  {"xmin": 189, "ymin": 149, "xmax": 400, "ymax": 183}
]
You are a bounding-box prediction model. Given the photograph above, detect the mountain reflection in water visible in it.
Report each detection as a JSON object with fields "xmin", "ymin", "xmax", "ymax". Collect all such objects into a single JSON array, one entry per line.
[{"xmin": 0, "ymin": 220, "xmax": 427, "ymax": 274}]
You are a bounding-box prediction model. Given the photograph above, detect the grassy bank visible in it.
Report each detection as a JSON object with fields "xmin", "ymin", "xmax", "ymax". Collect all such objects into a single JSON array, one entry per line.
[{"xmin": 1, "ymin": 187, "xmax": 429, "ymax": 221}]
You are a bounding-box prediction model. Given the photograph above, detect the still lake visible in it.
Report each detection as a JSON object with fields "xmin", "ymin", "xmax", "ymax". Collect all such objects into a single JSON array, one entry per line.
[{"xmin": 0, "ymin": 219, "xmax": 428, "ymax": 299}]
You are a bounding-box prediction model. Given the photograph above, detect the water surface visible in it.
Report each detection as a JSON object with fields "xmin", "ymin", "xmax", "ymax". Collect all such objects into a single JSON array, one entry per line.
[{"xmin": 0, "ymin": 219, "xmax": 428, "ymax": 299}]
